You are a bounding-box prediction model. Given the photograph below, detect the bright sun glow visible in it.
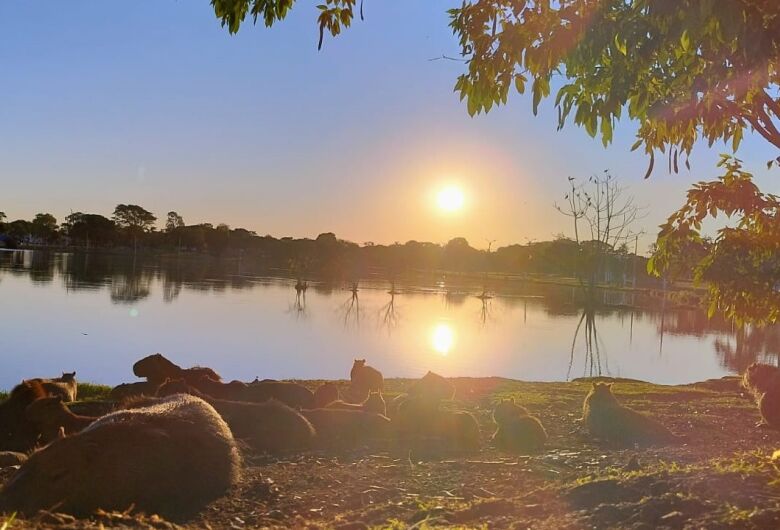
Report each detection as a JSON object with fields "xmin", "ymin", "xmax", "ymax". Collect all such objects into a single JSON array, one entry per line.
[
  {"xmin": 436, "ymin": 186, "xmax": 465, "ymax": 212},
  {"xmin": 431, "ymin": 323, "xmax": 455, "ymax": 355}
]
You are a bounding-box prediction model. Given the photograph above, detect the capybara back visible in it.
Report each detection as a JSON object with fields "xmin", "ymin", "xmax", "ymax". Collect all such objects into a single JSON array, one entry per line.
[{"xmin": 0, "ymin": 394, "xmax": 240, "ymax": 519}]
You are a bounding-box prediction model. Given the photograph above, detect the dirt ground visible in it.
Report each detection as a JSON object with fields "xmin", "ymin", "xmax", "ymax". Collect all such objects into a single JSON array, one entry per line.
[{"xmin": 3, "ymin": 376, "xmax": 780, "ymax": 529}]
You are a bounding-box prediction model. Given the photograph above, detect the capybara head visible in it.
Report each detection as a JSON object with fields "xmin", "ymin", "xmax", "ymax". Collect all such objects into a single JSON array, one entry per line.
[
  {"xmin": 0, "ymin": 394, "xmax": 240, "ymax": 519},
  {"xmin": 132, "ymin": 353, "xmax": 179, "ymax": 381},
  {"xmin": 584, "ymin": 382, "xmax": 619, "ymax": 409},
  {"xmin": 492, "ymin": 398, "xmax": 529, "ymax": 425},
  {"xmin": 351, "ymin": 359, "xmax": 366, "ymax": 378},
  {"xmin": 0, "ymin": 380, "xmax": 48, "ymax": 452},
  {"xmin": 362, "ymin": 391, "xmax": 386, "ymax": 416},
  {"xmin": 59, "ymin": 372, "xmax": 76, "ymax": 382},
  {"xmin": 743, "ymin": 363, "xmax": 780, "ymax": 394},
  {"xmin": 156, "ymin": 378, "xmax": 204, "ymax": 398},
  {"xmin": 314, "ymin": 383, "xmax": 340, "ymax": 408},
  {"xmin": 185, "ymin": 366, "xmax": 222, "ymax": 382}
]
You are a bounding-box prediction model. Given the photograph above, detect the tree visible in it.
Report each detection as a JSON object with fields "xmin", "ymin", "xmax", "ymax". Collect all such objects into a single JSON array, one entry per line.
[
  {"xmin": 64, "ymin": 212, "xmax": 117, "ymax": 246},
  {"xmin": 649, "ymin": 155, "xmax": 780, "ymax": 326},
  {"xmin": 113, "ymin": 204, "xmax": 157, "ymax": 232},
  {"xmin": 165, "ymin": 211, "xmax": 185, "ymax": 233},
  {"xmin": 30, "ymin": 213, "xmax": 58, "ymax": 243},
  {"xmin": 210, "ymin": 1, "xmax": 780, "ymax": 171}
]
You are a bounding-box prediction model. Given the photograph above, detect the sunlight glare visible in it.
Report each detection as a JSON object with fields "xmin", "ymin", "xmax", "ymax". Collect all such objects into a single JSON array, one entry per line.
[
  {"xmin": 437, "ymin": 186, "xmax": 465, "ymax": 212},
  {"xmin": 431, "ymin": 323, "xmax": 455, "ymax": 355}
]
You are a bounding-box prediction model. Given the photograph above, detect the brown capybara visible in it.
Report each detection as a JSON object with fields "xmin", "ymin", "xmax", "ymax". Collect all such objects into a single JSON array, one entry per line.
[
  {"xmin": 29, "ymin": 372, "xmax": 78, "ymax": 402},
  {"xmin": 0, "ymin": 394, "xmax": 240, "ymax": 519},
  {"xmin": 0, "ymin": 452, "xmax": 27, "ymax": 468},
  {"xmin": 758, "ymin": 385, "xmax": 780, "ymax": 428},
  {"xmin": 492, "ymin": 399, "xmax": 547, "ymax": 453},
  {"xmin": 157, "ymin": 379, "xmax": 315, "ymax": 454},
  {"xmin": 362, "ymin": 391, "xmax": 387, "ymax": 416},
  {"xmin": 109, "ymin": 381, "xmax": 160, "ymax": 401},
  {"xmin": 350, "ymin": 359, "xmax": 384, "ymax": 395},
  {"xmin": 190, "ymin": 375, "xmax": 248, "ymax": 401},
  {"xmin": 302, "ymin": 408, "xmax": 392, "ymax": 450},
  {"xmin": 583, "ymin": 382, "xmax": 679, "ymax": 446},
  {"xmin": 314, "ymin": 382, "xmax": 340, "ymax": 408},
  {"xmin": 0, "ymin": 380, "xmax": 48, "ymax": 452},
  {"xmin": 243, "ymin": 380, "xmax": 316, "ymax": 409},
  {"xmin": 406, "ymin": 371, "xmax": 455, "ymax": 402},
  {"xmin": 396, "ymin": 401, "xmax": 479, "ymax": 453},
  {"xmin": 132, "ymin": 353, "xmax": 221, "ymax": 385},
  {"xmin": 25, "ymin": 397, "xmax": 98, "ymax": 442},
  {"xmin": 743, "ymin": 362, "xmax": 780, "ymax": 397}
]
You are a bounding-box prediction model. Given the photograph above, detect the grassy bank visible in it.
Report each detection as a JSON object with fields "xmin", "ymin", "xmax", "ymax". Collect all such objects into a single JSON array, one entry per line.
[{"xmin": 2, "ymin": 376, "xmax": 780, "ymax": 529}]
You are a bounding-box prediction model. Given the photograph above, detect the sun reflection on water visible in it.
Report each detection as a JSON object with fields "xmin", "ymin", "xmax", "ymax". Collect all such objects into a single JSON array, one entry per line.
[{"xmin": 431, "ymin": 322, "xmax": 455, "ymax": 355}]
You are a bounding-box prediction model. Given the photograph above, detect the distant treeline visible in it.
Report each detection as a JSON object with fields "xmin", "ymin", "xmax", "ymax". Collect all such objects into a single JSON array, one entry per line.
[{"xmin": 0, "ymin": 204, "xmax": 651, "ymax": 283}]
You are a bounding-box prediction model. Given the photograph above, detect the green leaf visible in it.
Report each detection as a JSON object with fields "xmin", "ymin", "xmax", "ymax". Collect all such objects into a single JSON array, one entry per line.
[{"xmin": 614, "ymin": 34, "xmax": 627, "ymax": 55}]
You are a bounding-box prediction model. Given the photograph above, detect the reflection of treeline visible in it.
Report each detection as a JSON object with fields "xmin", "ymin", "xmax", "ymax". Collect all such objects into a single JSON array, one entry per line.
[{"xmin": 0, "ymin": 206, "xmax": 652, "ymax": 283}]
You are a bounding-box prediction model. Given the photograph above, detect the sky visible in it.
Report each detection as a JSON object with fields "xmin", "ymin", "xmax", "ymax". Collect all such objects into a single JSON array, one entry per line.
[{"xmin": 1, "ymin": 1, "xmax": 778, "ymax": 253}]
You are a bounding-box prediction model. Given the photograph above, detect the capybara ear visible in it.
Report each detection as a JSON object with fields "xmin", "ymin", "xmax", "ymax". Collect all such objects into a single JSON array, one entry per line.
[
  {"xmin": 591, "ymin": 382, "xmax": 597, "ymax": 389},
  {"xmin": 607, "ymin": 383, "xmax": 613, "ymax": 389},
  {"xmin": 510, "ymin": 397, "xmax": 516, "ymax": 403},
  {"xmin": 57, "ymin": 426, "xmax": 66, "ymax": 440}
]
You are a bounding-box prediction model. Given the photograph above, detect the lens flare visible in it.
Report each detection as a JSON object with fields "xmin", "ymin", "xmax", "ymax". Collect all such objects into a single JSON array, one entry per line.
[{"xmin": 436, "ymin": 186, "xmax": 465, "ymax": 212}]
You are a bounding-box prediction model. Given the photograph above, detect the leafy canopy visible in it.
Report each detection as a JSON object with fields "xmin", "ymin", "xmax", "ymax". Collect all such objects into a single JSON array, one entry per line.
[
  {"xmin": 649, "ymin": 155, "xmax": 780, "ymax": 325},
  {"xmin": 210, "ymin": 0, "xmax": 780, "ymax": 175}
]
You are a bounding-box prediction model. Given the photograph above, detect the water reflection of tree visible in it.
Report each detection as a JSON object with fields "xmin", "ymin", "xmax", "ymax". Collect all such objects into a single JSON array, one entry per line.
[
  {"xmin": 379, "ymin": 282, "xmax": 399, "ymax": 333},
  {"xmin": 714, "ymin": 325, "xmax": 780, "ymax": 373},
  {"xmin": 110, "ymin": 274, "xmax": 152, "ymax": 304},
  {"xmin": 568, "ymin": 302, "xmax": 607, "ymax": 379},
  {"xmin": 478, "ymin": 292, "xmax": 493, "ymax": 326},
  {"xmin": 337, "ymin": 282, "xmax": 361, "ymax": 329}
]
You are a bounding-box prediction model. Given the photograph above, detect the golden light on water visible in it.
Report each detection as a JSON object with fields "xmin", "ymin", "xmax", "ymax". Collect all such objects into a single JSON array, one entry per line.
[
  {"xmin": 436, "ymin": 185, "xmax": 465, "ymax": 212},
  {"xmin": 431, "ymin": 322, "xmax": 455, "ymax": 354}
]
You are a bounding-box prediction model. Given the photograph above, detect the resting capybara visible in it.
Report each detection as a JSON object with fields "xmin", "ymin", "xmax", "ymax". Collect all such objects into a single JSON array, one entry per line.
[
  {"xmin": 26, "ymin": 397, "xmax": 98, "ymax": 442},
  {"xmin": 157, "ymin": 379, "xmax": 315, "ymax": 454},
  {"xmin": 314, "ymin": 382, "xmax": 340, "ymax": 408},
  {"xmin": 0, "ymin": 394, "xmax": 240, "ymax": 519},
  {"xmin": 350, "ymin": 359, "xmax": 384, "ymax": 396},
  {"xmin": 132, "ymin": 353, "xmax": 222, "ymax": 385},
  {"xmin": 406, "ymin": 371, "xmax": 455, "ymax": 402},
  {"xmin": 362, "ymin": 391, "xmax": 387, "ymax": 416},
  {"xmin": 396, "ymin": 401, "xmax": 480, "ymax": 453},
  {"xmin": 190, "ymin": 375, "xmax": 248, "ymax": 401},
  {"xmin": 243, "ymin": 380, "xmax": 316, "ymax": 409},
  {"xmin": 0, "ymin": 380, "xmax": 48, "ymax": 452},
  {"xmin": 29, "ymin": 372, "xmax": 78, "ymax": 402},
  {"xmin": 302, "ymin": 408, "xmax": 392, "ymax": 450},
  {"xmin": 583, "ymin": 382, "xmax": 679, "ymax": 446},
  {"xmin": 109, "ymin": 381, "xmax": 160, "ymax": 401},
  {"xmin": 492, "ymin": 399, "xmax": 547, "ymax": 452}
]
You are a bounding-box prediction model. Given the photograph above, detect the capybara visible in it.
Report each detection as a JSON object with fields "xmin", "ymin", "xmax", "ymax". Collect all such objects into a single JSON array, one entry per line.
[
  {"xmin": 742, "ymin": 362, "xmax": 780, "ymax": 397},
  {"xmin": 132, "ymin": 353, "xmax": 222, "ymax": 385},
  {"xmin": 583, "ymin": 382, "xmax": 679, "ymax": 445},
  {"xmin": 396, "ymin": 403, "xmax": 480, "ymax": 453},
  {"xmin": 350, "ymin": 359, "xmax": 384, "ymax": 394},
  {"xmin": 157, "ymin": 379, "xmax": 315, "ymax": 454},
  {"xmin": 0, "ymin": 394, "xmax": 240, "ymax": 519},
  {"xmin": 314, "ymin": 382, "xmax": 340, "ymax": 408},
  {"xmin": 26, "ymin": 397, "xmax": 98, "ymax": 442},
  {"xmin": 0, "ymin": 380, "xmax": 48, "ymax": 452},
  {"xmin": 109, "ymin": 381, "xmax": 160, "ymax": 401},
  {"xmin": 0, "ymin": 452, "xmax": 26, "ymax": 468},
  {"xmin": 29, "ymin": 372, "xmax": 78, "ymax": 402},
  {"xmin": 386, "ymin": 393, "xmax": 408, "ymax": 419},
  {"xmin": 362, "ymin": 391, "xmax": 387, "ymax": 416},
  {"xmin": 191, "ymin": 375, "xmax": 248, "ymax": 401},
  {"xmin": 302, "ymin": 408, "xmax": 392, "ymax": 450},
  {"xmin": 243, "ymin": 380, "xmax": 316, "ymax": 409},
  {"xmin": 406, "ymin": 371, "xmax": 455, "ymax": 402},
  {"xmin": 492, "ymin": 399, "xmax": 547, "ymax": 452},
  {"xmin": 758, "ymin": 385, "xmax": 780, "ymax": 428}
]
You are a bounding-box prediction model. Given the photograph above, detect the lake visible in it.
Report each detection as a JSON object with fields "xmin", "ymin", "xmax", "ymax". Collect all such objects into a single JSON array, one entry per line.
[{"xmin": 1, "ymin": 249, "xmax": 777, "ymax": 390}]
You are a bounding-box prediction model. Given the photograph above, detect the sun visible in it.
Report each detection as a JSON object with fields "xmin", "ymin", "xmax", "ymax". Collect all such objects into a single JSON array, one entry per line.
[
  {"xmin": 436, "ymin": 186, "xmax": 465, "ymax": 212},
  {"xmin": 431, "ymin": 323, "xmax": 455, "ymax": 355}
]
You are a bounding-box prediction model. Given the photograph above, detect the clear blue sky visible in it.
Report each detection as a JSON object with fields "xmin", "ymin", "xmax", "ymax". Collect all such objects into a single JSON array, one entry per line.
[{"xmin": 1, "ymin": 1, "xmax": 777, "ymax": 252}]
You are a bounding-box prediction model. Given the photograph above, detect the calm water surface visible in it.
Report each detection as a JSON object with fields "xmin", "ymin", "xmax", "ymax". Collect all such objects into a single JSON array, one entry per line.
[{"xmin": 1, "ymin": 250, "xmax": 777, "ymax": 390}]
